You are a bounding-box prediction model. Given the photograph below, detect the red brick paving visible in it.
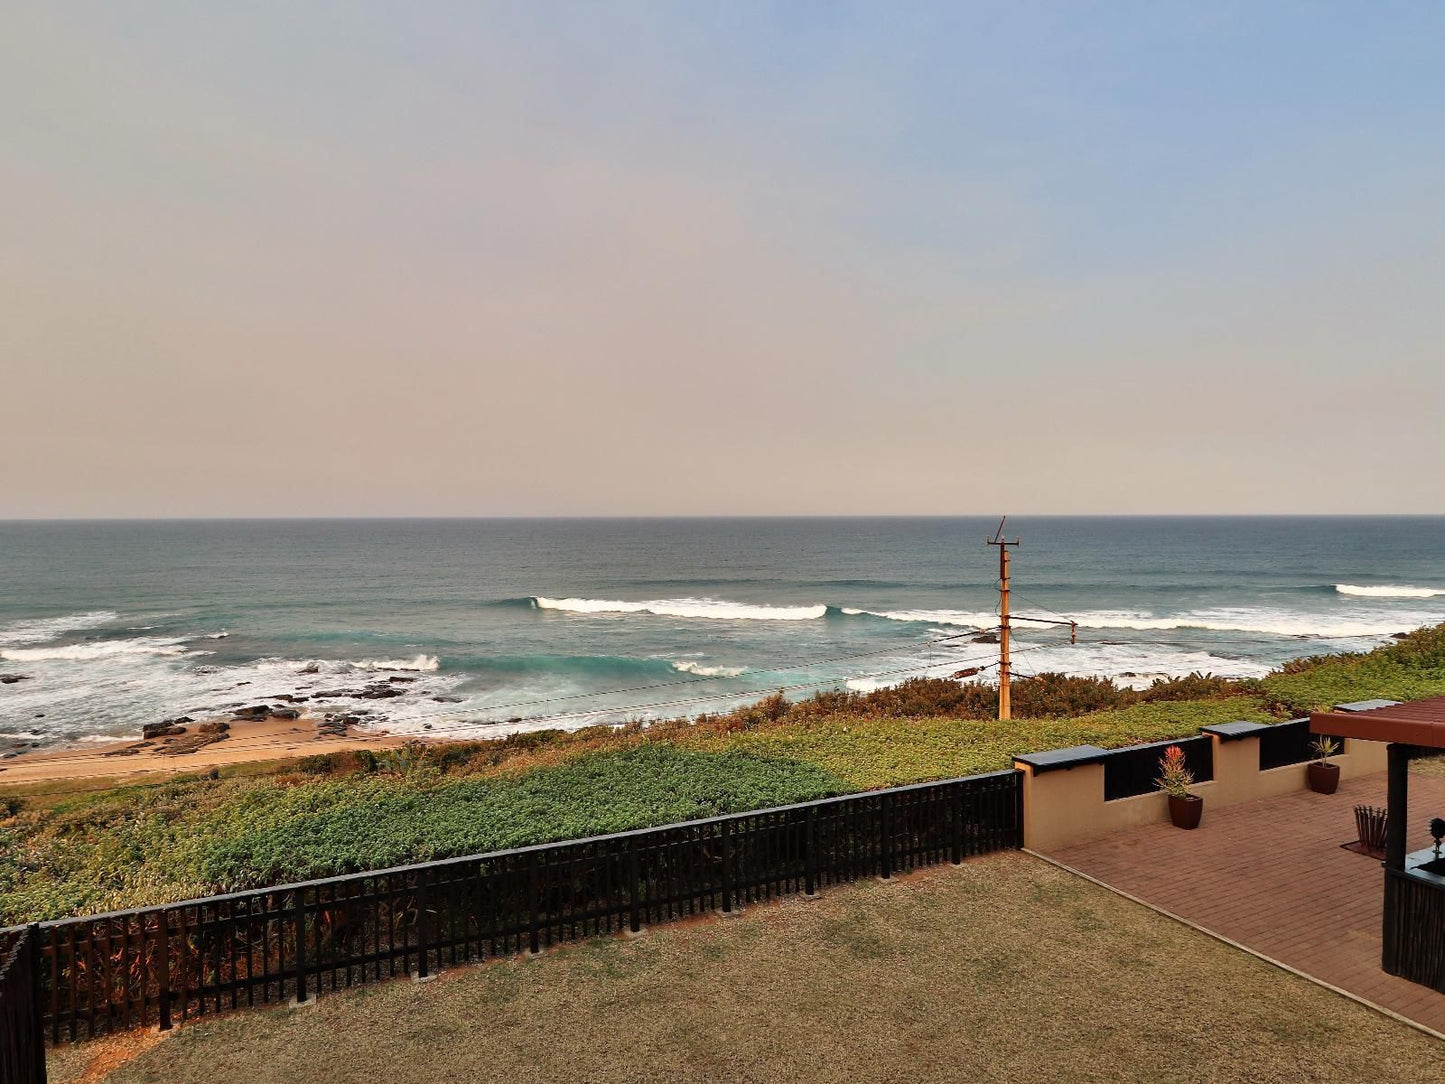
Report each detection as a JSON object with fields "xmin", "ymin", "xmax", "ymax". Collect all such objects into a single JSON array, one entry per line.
[{"xmin": 1050, "ymin": 769, "xmax": 1445, "ymax": 1034}]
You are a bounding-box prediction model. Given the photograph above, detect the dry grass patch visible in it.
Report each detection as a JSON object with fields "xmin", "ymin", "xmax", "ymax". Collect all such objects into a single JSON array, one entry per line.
[{"xmin": 68, "ymin": 853, "xmax": 1445, "ymax": 1084}]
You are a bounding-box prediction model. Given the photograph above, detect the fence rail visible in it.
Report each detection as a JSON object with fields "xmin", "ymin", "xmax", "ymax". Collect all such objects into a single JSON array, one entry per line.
[
  {"xmin": 1, "ymin": 926, "xmax": 45, "ymax": 1084},
  {"xmin": 1258, "ymin": 718, "xmax": 1344, "ymax": 771},
  {"xmin": 7, "ymin": 770, "xmax": 1021, "ymax": 1047},
  {"xmin": 1103, "ymin": 735, "xmax": 1214, "ymax": 802}
]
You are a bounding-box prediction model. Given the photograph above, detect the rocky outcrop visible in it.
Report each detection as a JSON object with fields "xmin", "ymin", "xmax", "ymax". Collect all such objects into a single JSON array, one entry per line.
[
  {"xmin": 0, "ymin": 674, "xmax": 30, "ymax": 684},
  {"xmin": 142, "ymin": 722, "xmax": 187, "ymax": 740},
  {"xmin": 156, "ymin": 732, "xmax": 229, "ymax": 756},
  {"xmin": 198, "ymin": 720, "xmax": 231, "ymax": 735}
]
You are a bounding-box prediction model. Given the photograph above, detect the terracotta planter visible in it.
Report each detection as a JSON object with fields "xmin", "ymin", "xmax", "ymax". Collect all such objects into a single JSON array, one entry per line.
[
  {"xmin": 1308, "ymin": 761, "xmax": 1340, "ymax": 795},
  {"xmin": 1168, "ymin": 793, "xmax": 1203, "ymax": 830}
]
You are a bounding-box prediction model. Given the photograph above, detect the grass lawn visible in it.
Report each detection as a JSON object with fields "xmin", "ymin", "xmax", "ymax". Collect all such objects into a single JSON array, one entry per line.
[{"xmin": 49, "ymin": 853, "xmax": 1445, "ymax": 1084}]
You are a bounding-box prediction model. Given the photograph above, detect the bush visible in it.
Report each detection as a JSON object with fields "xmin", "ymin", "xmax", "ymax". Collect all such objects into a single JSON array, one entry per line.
[{"xmin": 1139, "ymin": 672, "xmax": 1254, "ymax": 703}]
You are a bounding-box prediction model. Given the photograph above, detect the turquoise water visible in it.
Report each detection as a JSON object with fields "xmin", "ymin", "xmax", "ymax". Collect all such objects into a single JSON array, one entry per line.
[{"xmin": 1, "ymin": 517, "xmax": 1443, "ymax": 747}]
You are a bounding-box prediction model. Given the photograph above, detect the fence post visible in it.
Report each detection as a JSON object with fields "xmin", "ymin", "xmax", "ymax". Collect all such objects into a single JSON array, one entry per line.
[
  {"xmin": 528, "ymin": 852, "xmax": 541, "ymax": 955},
  {"xmin": 292, "ymin": 888, "xmax": 309, "ymax": 1005},
  {"xmin": 951, "ymin": 783, "xmax": 965, "ymax": 865},
  {"xmin": 416, "ymin": 868, "xmax": 430, "ymax": 979},
  {"xmin": 157, "ymin": 910, "xmax": 172, "ymax": 1031},
  {"xmin": 879, "ymin": 794, "xmax": 892, "ymax": 879},
  {"xmin": 721, "ymin": 819, "xmax": 733, "ymax": 913},
  {"xmin": 27, "ymin": 923, "xmax": 45, "ymax": 1084},
  {"xmin": 1012, "ymin": 771, "xmax": 1025, "ymax": 849},
  {"xmin": 805, "ymin": 806, "xmax": 818, "ymax": 897},
  {"xmin": 628, "ymin": 837, "xmax": 642, "ymax": 934}
]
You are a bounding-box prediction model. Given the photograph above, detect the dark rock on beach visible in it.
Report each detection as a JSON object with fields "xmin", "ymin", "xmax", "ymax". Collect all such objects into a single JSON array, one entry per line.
[
  {"xmin": 198, "ymin": 720, "xmax": 231, "ymax": 734},
  {"xmin": 0, "ymin": 674, "xmax": 30, "ymax": 684},
  {"xmin": 142, "ymin": 722, "xmax": 187, "ymax": 740}
]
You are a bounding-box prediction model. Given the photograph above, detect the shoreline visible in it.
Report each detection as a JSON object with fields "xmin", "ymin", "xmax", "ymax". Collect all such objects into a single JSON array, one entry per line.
[{"xmin": 0, "ymin": 714, "xmax": 409, "ymax": 788}]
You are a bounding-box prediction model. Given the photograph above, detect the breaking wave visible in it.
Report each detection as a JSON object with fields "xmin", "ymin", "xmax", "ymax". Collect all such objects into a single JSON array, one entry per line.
[
  {"xmin": 670, "ymin": 660, "xmax": 747, "ymax": 678},
  {"xmin": 533, "ymin": 597, "xmax": 827, "ymax": 621},
  {"xmin": 1335, "ymin": 584, "xmax": 1445, "ymax": 599}
]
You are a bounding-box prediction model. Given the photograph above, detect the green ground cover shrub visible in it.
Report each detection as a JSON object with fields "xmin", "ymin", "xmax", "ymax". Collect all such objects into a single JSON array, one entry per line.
[
  {"xmin": 0, "ymin": 746, "xmax": 843, "ymax": 923},
  {"xmin": 1258, "ymin": 625, "xmax": 1445, "ymax": 715}
]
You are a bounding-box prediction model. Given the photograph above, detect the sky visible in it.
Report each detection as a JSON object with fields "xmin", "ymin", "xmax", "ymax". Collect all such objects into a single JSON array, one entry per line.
[{"xmin": 3, "ymin": 2, "xmax": 1443, "ymax": 517}]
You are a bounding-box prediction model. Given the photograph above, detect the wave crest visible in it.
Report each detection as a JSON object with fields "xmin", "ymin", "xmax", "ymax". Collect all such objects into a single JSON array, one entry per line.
[
  {"xmin": 1335, "ymin": 584, "xmax": 1444, "ymax": 599},
  {"xmin": 534, "ymin": 597, "xmax": 827, "ymax": 621},
  {"xmin": 670, "ymin": 660, "xmax": 747, "ymax": 678}
]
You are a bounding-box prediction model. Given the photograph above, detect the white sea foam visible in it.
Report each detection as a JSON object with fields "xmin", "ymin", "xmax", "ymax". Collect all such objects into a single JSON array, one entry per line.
[
  {"xmin": 0, "ymin": 638, "xmax": 462, "ymax": 746},
  {"xmin": 535, "ymin": 597, "xmax": 827, "ymax": 621},
  {"xmin": 1335, "ymin": 584, "xmax": 1445, "ymax": 599},
  {"xmin": 671, "ymin": 660, "xmax": 747, "ymax": 678},
  {"xmin": 0, "ymin": 637, "xmax": 193, "ymax": 662},
  {"xmin": 0, "ymin": 610, "xmax": 119, "ymax": 647},
  {"xmin": 846, "ymin": 605, "xmax": 1436, "ymax": 639}
]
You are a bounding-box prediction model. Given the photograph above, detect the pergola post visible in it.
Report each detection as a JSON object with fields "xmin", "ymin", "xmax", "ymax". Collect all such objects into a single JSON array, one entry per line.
[{"xmin": 1386, "ymin": 742, "xmax": 1411, "ymax": 871}]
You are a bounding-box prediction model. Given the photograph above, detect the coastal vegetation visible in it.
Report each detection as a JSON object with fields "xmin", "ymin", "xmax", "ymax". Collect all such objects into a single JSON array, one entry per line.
[{"xmin": 4, "ymin": 623, "xmax": 1445, "ymax": 924}]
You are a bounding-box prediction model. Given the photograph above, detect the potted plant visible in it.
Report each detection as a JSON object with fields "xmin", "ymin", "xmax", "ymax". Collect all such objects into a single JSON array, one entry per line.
[
  {"xmin": 1157, "ymin": 745, "xmax": 1203, "ymax": 829},
  {"xmin": 1308, "ymin": 736, "xmax": 1341, "ymax": 794}
]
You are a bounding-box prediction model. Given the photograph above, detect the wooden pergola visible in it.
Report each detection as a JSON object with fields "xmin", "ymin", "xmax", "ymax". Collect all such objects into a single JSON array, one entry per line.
[{"xmin": 1312, "ymin": 696, "xmax": 1445, "ymax": 992}]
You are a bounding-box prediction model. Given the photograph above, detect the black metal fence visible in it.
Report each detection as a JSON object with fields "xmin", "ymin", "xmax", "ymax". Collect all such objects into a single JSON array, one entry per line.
[
  {"xmin": 1103, "ymin": 735, "xmax": 1214, "ymax": 801},
  {"xmin": 1, "ymin": 926, "xmax": 45, "ymax": 1084},
  {"xmin": 8, "ymin": 770, "xmax": 1021, "ymax": 1047},
  {"xmin": 1259, "ymin": 718, "xmax": 1343, "ymax": 771}
]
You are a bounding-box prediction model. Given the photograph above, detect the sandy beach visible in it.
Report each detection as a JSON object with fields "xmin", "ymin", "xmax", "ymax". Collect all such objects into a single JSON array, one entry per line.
[{"xmin": 0, "ymin": 714, "xmax": 409, "ymax": 788}]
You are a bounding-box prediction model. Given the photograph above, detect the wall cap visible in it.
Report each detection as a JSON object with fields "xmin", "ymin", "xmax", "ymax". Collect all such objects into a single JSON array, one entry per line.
[
  {"xmin": 1013, "ymin": 744, "xmax": 1108, "ymax": 773},
  {"xmin": 1335, "ymin": 699, "xmax": 1401, "ymax": 713},
  {"xmin": 1202, "ymin": 720, "xmax": 1272, "ymax": 741}
]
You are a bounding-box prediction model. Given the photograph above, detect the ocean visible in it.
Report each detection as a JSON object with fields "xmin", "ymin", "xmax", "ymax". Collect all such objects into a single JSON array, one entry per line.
[{"xmin": 2, "ymin": 517, "xmax": 1443, "ymax": 749}]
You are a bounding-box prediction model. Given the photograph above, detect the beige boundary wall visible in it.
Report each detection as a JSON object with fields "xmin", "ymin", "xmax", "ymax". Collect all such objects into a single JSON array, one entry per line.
[{"xmin": 1014, "ymin": 726, "xmax": 1388, "ymax": 853}]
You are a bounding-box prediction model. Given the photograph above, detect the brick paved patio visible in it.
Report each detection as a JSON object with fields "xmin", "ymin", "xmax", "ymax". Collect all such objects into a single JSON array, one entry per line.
[{"xmin": 1049, "ymin": 767, "xmax": 1445, "ymax": 1034}]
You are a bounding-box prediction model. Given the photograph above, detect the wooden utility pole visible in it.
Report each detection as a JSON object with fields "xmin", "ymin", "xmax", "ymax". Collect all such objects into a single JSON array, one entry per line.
[{"xmin": 988, "ymin": 518, "xmax": 1020, "ymax": 721}]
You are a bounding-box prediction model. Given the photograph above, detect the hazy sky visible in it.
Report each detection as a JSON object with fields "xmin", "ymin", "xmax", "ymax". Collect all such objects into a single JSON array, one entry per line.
[{"xmin": 3, "ymin": 3, "xmax": 1443, "ymax": 516}]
